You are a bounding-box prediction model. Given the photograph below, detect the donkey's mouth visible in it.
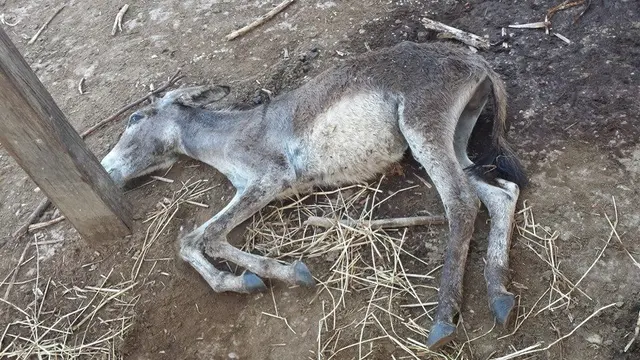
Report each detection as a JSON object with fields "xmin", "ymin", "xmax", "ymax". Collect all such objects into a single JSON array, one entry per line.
[{"xmin": 102, "ymin": 165, "xmax": 126, "ymax": 188}]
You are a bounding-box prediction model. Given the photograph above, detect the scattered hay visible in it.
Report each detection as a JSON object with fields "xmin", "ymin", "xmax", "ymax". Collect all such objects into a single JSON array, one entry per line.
[
  {"xmin": 245, "ymin": 179, "xmax": 467, "ymax": 359},
  {"xmin": 132, "ymin": 178, "xmax": 215, "ymax": 281},
  {"xmin": 0, "ymin": 178, "xmax": 211, "ymax": 359},
  {"xmin": 246, "ymin": 186, "xmax": 623, "ymax": 359},
  {"xmin": 493, "ymin": 199, "xmax": 621, "ymax": 358},
  {"xmin": 0, "ymin": 264, "xmax": 137, "ymax": 359}
]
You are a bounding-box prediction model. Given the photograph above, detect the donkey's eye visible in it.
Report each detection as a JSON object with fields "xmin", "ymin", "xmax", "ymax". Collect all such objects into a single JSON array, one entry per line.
[{"xmin": 128, "ymin": 112, "xmax": 145, "ymax": 126}]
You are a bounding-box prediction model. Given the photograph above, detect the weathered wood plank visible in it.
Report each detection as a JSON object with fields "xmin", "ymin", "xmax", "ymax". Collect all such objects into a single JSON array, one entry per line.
[{"xmin": 0, "ymin": 27, "xmax": 131, "ymax": 243}]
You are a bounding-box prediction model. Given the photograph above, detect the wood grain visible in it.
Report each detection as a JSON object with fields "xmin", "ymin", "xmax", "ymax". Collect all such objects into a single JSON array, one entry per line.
[{"xmin": 0, "ymin": 27, "xmax": 131, "ymax": 243}]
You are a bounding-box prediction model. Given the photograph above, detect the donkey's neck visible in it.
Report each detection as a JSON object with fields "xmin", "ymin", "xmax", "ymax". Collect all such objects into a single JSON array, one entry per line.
[{"xmin": 177, "ymin": 107, "xmax": 258, "ymax": 162}]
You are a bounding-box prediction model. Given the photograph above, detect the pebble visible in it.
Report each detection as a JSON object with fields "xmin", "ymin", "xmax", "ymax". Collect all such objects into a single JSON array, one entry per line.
[
  {"xmin": 585, "ymin": 333, "xmax": 602, "ymax": 345},
  {"xmin": 228, "ymin": 352, "xmax": 239, "ymax": 359}
]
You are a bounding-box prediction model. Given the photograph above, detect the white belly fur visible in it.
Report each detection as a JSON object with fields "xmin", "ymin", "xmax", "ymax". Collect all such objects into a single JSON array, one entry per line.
[{"xmin": 299, "ymin": 92, "xmax": 407, "ymax": 185}]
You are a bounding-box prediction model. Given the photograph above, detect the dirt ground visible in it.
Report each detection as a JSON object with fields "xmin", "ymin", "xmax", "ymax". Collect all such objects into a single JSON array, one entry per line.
[{"xmin": 1, "ymin": 0, "xmax": 639, "ymax": 359}]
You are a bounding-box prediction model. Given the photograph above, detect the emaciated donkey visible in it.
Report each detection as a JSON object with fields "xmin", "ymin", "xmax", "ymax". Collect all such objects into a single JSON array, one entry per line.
[{"xmin": 101, "ymin": 41, "xmax": 527, "ymax": 349}]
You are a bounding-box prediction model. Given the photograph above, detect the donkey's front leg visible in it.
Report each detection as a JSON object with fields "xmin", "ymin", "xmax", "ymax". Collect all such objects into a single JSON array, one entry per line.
[
  {"xmin": 201, "ymin": 181, "xmax": 315, "ymax": 290},
  {"xmin": 178, "ymin": 188, "xmax": 272, "ymax": 293}
]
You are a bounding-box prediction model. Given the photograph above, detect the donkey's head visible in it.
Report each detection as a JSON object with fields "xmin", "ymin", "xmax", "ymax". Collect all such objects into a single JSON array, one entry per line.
[{"xmin": 101, "ymin": 85, "xmax": 230, "ymax": 186}]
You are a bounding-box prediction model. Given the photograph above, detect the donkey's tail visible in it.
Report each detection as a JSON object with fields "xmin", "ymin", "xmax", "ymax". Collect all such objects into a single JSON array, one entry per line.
[{"xmin": 467, "ymin": 69, "xmax": 528, "ymax": 188}]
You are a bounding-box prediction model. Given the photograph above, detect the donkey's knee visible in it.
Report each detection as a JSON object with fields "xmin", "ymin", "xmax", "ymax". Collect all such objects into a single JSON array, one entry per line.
[{"xmin": 178, "ymin": 229, "xmax": 203, "ymax": 262}]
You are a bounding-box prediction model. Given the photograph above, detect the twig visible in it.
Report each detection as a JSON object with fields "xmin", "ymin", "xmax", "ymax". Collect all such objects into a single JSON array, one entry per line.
[
  {"xmin": 78, "ymin": 77, "xmax": 85, "ymax": 95},
  {"xmin": 12, "ymin": 199, "xmax": 51, "ymax": 238},
  {"xmin": 79, "ymin": 69, "xmax": 183, "ymax": 138},
  {"xmin": 29, "ymin": 216, "xmax": 66, "ymax": 232},
  {"xmin": 28, "ymin": 5, "xmax": 65, "ymax": 45},
  {"xmin": 574, "ymin": 0, "xmax": 591, "ymax": 23},
  {"xmin": 225, "ymin": 0, "xmax": 296, "ymax": 41},
  {"xmin": 508, "ymin": 22, "xmax": 549, "ymax": 29},
  {"xmin": 111, "ymin": 4, "xmax": 129, "ymax": 36},
  {"xmin": 304, "ymin": 215, "xmax": 446, "ymax": 229},
  {"xmin": 149, "ymin": 175, "xmax": 174, "ymax": 183},
  {"xmin": 421, "ymin": 17, "xmax": 490, "ymax": 49},
  {"xmin": 553, "ymin": 32, "xmax": 571, "ymax": 44},
  {"xmin": 624, "ymin": 309, "xmax": 640, "ymax": 352},
  {"xmin": 547, "ymin": 0, "xmax": 586, "ymax": 21},
  {"xmin": 3, "ymin": 242, "xmax": 30, "ymax": 300},
  {"xmin": 185, "ymin": 200, "xmax": 209, "ymax": 208}
]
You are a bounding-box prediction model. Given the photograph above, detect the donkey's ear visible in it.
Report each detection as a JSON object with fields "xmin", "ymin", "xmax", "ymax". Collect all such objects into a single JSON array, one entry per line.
[{"xmin": 160, "ymin": 85, "xmax": 230, "ymax": 108}]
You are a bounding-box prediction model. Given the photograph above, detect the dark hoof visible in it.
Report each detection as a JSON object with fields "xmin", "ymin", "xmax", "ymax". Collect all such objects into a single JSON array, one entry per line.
[
  {"xmin": 491, "ymin": 293, "xmax": 516, "ymax": 326},
  {"xmin": 243, "ymin": 272, "xmax": 267, "ymax": 293},
  {"xmin": 426, "ymin": 321, "xmax": 457, "ymax": 350},
  {"xmin": 292, "ymin": 261, "xmax": 316, "ymax": 287}
]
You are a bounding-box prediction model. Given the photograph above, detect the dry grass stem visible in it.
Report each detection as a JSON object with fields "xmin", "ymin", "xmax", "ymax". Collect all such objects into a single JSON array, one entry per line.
[
  {"xmin": 78, "ymin": 77, "xmax": 85, "ymax": 95},
  {"xmin": 492, "ymin": 303, "xmax": 617, "ymax": 359},
  {"xmin": 132, "ymin": 178, "xmax": 212, "ymax": 280},
  {"xmin": 28, "ymin": 5, "xmax": 65, "ymax": 44},
  {"xmin": 0, "ymin": 267, "xmax": 137, "ymax": 358},
  {"xmin": 2, "ymin": 241, "xmax": 30, "ymax": 300},
  {"xmin": 624, "ymin": 309, "xmax": 640, "ymax": 352},
  {"xmin": 245, "ymin": 182, "xmax": 461, "ymax": 359}
]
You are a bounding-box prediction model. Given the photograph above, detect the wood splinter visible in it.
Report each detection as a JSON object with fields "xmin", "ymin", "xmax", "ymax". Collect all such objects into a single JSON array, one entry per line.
[
  {"xmin": 304, "ymin": 215, "xmax": 447, "ymax": 230},
  {"xmin": 421, "ymin": 17, "xmax": 490, "ymax": 50},
  {"xmin": 225, "ymin": 0, "xmax": 296, "ymax": 41}
]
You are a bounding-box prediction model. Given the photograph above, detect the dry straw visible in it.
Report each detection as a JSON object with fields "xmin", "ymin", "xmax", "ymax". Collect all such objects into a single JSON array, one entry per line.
[
  {"xmin": 0, "ymin": 177, "xmax": 212, "ymax": 359},
  {"xmin": 245, "ymin": 184, "xmax": 622, "ymax": 359}
]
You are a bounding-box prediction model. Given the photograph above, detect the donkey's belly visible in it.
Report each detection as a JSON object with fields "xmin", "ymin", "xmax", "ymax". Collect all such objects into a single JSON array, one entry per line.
[{"xmin": 292, "ymin": 92, "xmax": 408, "ymax": 185}]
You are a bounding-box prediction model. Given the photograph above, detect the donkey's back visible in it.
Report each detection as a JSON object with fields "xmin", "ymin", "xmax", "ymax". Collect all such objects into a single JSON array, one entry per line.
[{"xmin": 274, "ymin": 42, "xmax": 504, "ymax": 188}]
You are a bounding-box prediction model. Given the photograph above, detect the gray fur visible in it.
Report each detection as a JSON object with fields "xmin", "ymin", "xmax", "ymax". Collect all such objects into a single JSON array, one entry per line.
[{"xmin": 101, "ymin": 41, "xmax": 524, "ymax": 349}]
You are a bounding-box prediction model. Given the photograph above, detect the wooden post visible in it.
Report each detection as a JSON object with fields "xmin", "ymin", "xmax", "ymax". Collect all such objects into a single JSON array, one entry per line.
[{"xmin": 0, "ymin": 27, "xmax": 131, "ymax": 243}]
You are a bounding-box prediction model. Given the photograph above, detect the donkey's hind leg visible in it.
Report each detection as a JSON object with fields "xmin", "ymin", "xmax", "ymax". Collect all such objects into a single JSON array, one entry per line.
[
  {"xmin": 453, "ymin": 78, "xmax": 520, "ymax": 326},
  {"xmin": 468, "ymin": 177, "xmax": 519, "ymax": 325},
  {"xmin": 399, "ymin": 111, "xmax": 479, "ymax": 350}
]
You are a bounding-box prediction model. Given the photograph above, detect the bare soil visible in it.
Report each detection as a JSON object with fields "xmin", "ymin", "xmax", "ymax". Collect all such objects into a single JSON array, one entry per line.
[{"xmin": 1, "ymin": 0, "xmax": 639, "ymax": 359}]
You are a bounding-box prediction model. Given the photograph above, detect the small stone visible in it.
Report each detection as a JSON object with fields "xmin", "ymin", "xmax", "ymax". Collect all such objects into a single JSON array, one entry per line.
[
  {"xmin": 559, "ymin": 231, "xmax": 573, "ymax": 241},
  {"xmin": 417, "ymin": 31, "xmax": 428, "ymax": 42},
  {"xmin": 228, "ymin": 352, "xmax": 239, "ymax": 359},
  {"xmin": 615, "ymin": 301, "xmax": 624, "ymax": 308},
  {"xmin": 358, "ymin": 29, "xmax": 365, "ymax": 34},
  {"xmin": 585, "ymin": 333, "xmax": 602, "ymax": 345},
  {"xmin": 308, "ymin": 49, "xmax": 319, "ymax": 59},
  {"xmin": 395, "ymin": 19, "xmax": 402, "ymax": 24}
]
